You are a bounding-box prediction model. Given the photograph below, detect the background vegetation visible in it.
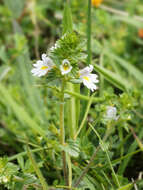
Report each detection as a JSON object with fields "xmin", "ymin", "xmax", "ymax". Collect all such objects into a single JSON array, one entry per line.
[{"xmin": 0, "ymin": 0, "xmax": 143, "ymax": 189}]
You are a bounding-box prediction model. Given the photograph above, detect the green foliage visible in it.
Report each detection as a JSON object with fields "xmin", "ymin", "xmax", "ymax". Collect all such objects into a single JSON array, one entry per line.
[
  {"xmin": 0, "ymin": 157, "xmax": 39, "ymax": 189},
  {"xmin": 0, "ymin": 0, "xmax": 143, "ymax": 189},
  {"xmin": 50, "ymin": 32, "xmax": 86, "ymax": 70},
  {"xmin": 60, "ymin": 139, "xmax": 80, "ymax": 158}
]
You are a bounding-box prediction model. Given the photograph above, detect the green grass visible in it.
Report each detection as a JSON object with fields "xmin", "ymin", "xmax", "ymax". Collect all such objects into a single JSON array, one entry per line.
[{"xmin": 0, "ymin": 0, "xmax": 143, "ymax": 189}]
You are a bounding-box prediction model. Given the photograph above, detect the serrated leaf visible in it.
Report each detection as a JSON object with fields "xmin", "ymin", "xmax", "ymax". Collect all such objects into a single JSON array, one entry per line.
[
  {"xmin": 19, "ymin": 173, "xmax": 38, "ymax": 185},
  {"xmin": 60, "ymin": 140, "xmax": 80, "ymax": 157},
  {"xmin": 99, "ymin": 142, "xmax": 109, "ymax": 152}
]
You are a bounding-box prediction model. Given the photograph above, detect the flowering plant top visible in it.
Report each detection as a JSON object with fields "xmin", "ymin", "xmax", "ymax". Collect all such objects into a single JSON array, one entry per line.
[{"xmin": 31, "ymin": 32, "xmax": 99, "ymax": 91}]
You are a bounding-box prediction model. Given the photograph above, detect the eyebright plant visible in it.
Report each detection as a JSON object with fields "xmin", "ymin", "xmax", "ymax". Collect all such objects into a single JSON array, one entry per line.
[
  {"xmin": 31, "ymin": 31, "xmax": 99, "ymax": 188},
  {"xmin": 31, "ymin": 32, "xmax": 99, "ymax": 91}
]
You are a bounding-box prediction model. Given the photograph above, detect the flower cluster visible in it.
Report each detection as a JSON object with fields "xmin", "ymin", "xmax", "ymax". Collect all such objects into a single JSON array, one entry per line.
[{"xmin": 31, "ymin": 33, "xmax": 99, "ymax": 91}]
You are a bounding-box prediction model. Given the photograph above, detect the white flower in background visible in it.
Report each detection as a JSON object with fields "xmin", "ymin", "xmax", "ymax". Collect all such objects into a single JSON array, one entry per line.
[
  {"xmin": 31, "ymin": 54, "xmax": 54, "ymax": 77},
  {"xmin": 60, "ymin": 59, "xmax": 72, "ymax": 75},
  {"xmin": 79, "ymin": 65, "xmax": 98, "ymax": 91},
  {"xmin": 106, "ymin": 106, "xmax": 119, "ymax": 121}
]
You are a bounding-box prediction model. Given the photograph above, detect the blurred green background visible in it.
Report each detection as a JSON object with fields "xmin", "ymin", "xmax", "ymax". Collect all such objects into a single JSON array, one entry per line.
[{"xmin": 0, "ymin": 0, "xmax": 143, "ymax": 189}]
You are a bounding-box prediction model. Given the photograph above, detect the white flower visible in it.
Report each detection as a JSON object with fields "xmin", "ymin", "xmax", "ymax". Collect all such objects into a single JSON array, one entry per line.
[
  {"xmin": 79, "ymin": 65, "xmax": 98, "ymax": 91},
  {"xmin": 31, "ymin": 54, "xmax": 54, "ymax": 77},
  {"xmin": 106, "ymin": 106, "xmax": 119, "ymax": 121},
  {"xmin": 50, "ymin": 42, "xmax": 60, "ymax": 51},
  {"xmin": 60, "ymin": 59, "xmax": 72, "ymax": 75},
  {"xmin": 0, "ymin": 176, "xmax": 9, "ymax": 183}
]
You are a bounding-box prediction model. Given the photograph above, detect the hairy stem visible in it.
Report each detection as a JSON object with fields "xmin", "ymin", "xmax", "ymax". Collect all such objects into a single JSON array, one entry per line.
[
  {"xmin": 67, "ymin": 155, "xmax": 72, "ymax": 188},
  {"xmin": 60, "ymin": 80, "xmax": 68, "ymax": 186}
]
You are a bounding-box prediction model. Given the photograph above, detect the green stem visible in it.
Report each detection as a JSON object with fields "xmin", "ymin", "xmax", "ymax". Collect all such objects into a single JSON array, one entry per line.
[
  {"xmin": 67, "ymin": 155, "xmax": 72, "ymax": 188},
  {"xmin": 74, "ymin": 94, "xmax": 94, "ymax": 140},
  {"xmin": 27, "ymin": 146, "xmax": 49, "ymax": 190},
  {"xmin": 67, "ymin": 83, "xmax": 77, "ymax": 139},
  {"xmin": 87, "ymin": 0, "xmax": 92, "ymax": 65},
  {"xmin": 56, "ymin": 185, "xmax": 77, "ymax": 190},
  {"xmin": 8, "ymin": 147, "xmax": 48, "ymax": 161},
  {"xmin": 81, "ymin": 0, "xmax": 92, "ymax": 131},
  {"xmin": 105, "ymin": 149, "xmax": 121, "ymax": 188},
  {"xmin": 99, "ymin": 53, "xmax": 104, "ymax": 96},
  {"xmin": 60, "ymin": 80, "xmax": 68, "ymax": 186},
  {"xmin": 60, "ymin": 81, "xmax": 65, "ymax": 146},
  {"xmin": 64, "ymin": 90, "xmax": 104, "ymax": 102}
]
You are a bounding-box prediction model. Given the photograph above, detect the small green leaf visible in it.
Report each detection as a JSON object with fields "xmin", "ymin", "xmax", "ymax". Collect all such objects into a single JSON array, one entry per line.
[{"xmin": 17, "ymin": 156, "xmax": 24, "ymax": 171}]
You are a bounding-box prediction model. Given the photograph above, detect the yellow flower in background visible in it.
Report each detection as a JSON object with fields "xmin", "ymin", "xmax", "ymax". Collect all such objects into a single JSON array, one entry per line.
[{"xmin": 92, "ymin": 0, "xmax": 103, "ymax": 7}]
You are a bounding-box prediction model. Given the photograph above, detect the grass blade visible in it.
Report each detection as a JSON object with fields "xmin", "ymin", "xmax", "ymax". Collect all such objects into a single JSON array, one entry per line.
[
  {"xmin": 27, "ymin": 146, "xmax": 49, "ymax": 190},
  {"xmin": 105, "ymin": 51, "xmax": 143, "ymax": 86},
  {"xmin": 94, "ymin": 63, "xmax": 132, "ymax": 91},
  {"xmin": 0, "ymin": 83, "xmax": 46, "ymax": 137}
]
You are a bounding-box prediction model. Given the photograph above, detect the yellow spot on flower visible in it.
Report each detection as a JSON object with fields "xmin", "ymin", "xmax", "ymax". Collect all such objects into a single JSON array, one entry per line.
[
  {"xmin": 63, "ymin": 64, "xmax": 69, "ymax": 71},
  {"xmin": 41, "ymin": 66, "xmax": 48, "ymax": 70},
  {"xmin": 83, "ymin": 76, "xmax": 89, "ymax": 81},
  {"xmin": 92, "ymin": 0, "xmax": 102, "ymax": 7}
]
